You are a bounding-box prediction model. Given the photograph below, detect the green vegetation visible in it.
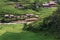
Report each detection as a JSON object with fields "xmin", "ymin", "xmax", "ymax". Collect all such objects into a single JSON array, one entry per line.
[
  {"xmin": 0, "ymin": 24, "xmax": 24, "ymax": 36},
  {"xmin": 0, "ymin": 0, "xmax": 59, "ymax": 40},
  {"xmin": 0, "ymin": 24, "xmax": 56, "ymax": 40},
  {"xmin": 25, "ymin": 7, "xmax": 57, "ymax": 31}
]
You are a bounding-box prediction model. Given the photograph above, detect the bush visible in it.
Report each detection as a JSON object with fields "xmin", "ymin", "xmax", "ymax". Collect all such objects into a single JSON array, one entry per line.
[{"xmin": 1, "ymin": 18, "xmax": 11, "ymax": 23}]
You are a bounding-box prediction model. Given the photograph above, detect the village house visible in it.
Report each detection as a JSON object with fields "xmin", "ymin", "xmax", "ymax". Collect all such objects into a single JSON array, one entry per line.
[
  {"xmin": 42, "ymin": 1, "xmax": 56, "ymax": 7},
  {"xmin": 9, "ymin": 14, "xmax": 14, "ymax": 18},
  {"xmin": 4, "ymin": 14, "xmax": 9, "ymax": 18},
  {"xmin": 26, "ymin": 14, "xmax": 35, "ymax": 18},
  {"xmin": 4, "ymin": 14, "xmax": 14, "ymax": 18},
  {"xmin": 42, "ymin": 2, "xmax": 50, "ymax": 7},
  {"xmin": 49, "ymin": 1, "xmax": 56, "ymax": 7}
]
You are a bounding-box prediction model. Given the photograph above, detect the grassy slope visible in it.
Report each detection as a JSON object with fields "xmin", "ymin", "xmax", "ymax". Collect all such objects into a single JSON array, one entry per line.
[
  {"xmin": 0, "ymin": 6, "xmax": 57, "ymax": 40},
  {"xmin": 0, "ymin": 0, "xmax": 57, "ymax": 40},
  {"xmin": 0, "ymin": 24, "xmax": 24, "ymax": 36},
  {"xmin": 30, "ymin": 7, "xmax": 57, "ymax": 27},
  {"xmin": 0, "ymin": 0, "xmax": 57, "ymax": 15},
  {"xmin": 0, "ymin": 24, "xmax": 56, "ymax": 40}
]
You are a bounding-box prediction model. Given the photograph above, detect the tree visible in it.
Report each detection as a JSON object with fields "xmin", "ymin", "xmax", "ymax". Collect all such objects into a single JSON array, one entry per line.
[{"xmin": 57, "ymin": 0, "xmax": 60, "ymax": 5}]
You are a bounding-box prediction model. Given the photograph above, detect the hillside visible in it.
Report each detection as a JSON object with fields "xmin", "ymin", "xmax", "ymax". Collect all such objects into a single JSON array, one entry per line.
[{"xmin": 0, "ymin": 0, "xmax": 59, "ymax": 40}]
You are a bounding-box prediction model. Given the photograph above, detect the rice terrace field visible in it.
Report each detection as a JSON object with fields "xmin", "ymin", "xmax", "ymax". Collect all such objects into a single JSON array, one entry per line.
[{"xmin": 0, "ymin": 0, "xmax": 60, "ymax": 40}]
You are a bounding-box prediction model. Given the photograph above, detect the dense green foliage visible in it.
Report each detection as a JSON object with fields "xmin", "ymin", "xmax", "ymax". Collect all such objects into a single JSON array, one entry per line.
[{"xmin": 25, "ymin": 7, "xmax": 57, "ymax": 31}]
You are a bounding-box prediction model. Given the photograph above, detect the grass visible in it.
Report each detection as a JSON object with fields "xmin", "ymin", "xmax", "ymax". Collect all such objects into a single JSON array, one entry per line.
[
  {"xmin": 0, "ymin": 24, "xmax": 24, "ymax": 36},
  {"xmin": 0, "ymin": 25, "xmax": 56, "ymax": 40},
  {"xmin": 30, "ymin": 7, "xmax": 57, "ymax": 27},
  {"xmin": 0, "ymin": 32, "xmax": 56, "ymax": 40}
]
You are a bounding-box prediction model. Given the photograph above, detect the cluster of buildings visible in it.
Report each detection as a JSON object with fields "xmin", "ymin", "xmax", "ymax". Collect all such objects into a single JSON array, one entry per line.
[
  {"xmin": 4, "ymin": 14, "xmax": 38, "ymax": 18},
  {"xmin": 15, "ymin": 0, "xmax": 57, "ymax": 9},
  {"xmin": 3, "ymin": 14, "xmax": 39, "ymax": 22}
]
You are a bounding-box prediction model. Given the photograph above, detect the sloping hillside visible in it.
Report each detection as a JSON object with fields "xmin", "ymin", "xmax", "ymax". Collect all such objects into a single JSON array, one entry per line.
[{"xmin": 0, "ymin": 0, "xmax": 59, "ymax": 40}]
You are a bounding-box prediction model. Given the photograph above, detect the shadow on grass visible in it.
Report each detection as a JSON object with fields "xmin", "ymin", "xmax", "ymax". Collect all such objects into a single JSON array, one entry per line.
[{"xmin": 0, "ymin": 31, "xmax": 56, "ymax": 40}]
